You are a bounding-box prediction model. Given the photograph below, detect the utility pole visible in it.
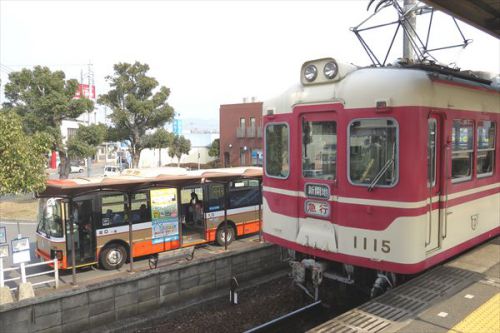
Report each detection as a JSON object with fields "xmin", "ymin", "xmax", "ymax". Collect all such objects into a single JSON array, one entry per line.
[
  {"xmin": 403, "ymin": 0, "xmax": 417, "ymax": 61},
  {"xmin": 85, "ymin": 62, "xmax": 95, "ymax": 177}
]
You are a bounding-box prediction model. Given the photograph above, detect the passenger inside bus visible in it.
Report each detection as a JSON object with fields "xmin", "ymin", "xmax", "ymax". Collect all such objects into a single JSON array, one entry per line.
[{"xmin": 188, "ymin": 192, "xmax": 203, "ymax": 224}]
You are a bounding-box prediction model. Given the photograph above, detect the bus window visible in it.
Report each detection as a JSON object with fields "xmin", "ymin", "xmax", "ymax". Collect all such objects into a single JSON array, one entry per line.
[
  {"xmin": 451, "ymin": 119, "xmax": 473, "ymax": 182},
  {"xmin": 100, "ymin": 194, "xmax": 127, "ymax": 227},
  {"xmin": 302, "ymin": 120, "xmax": 337, "ymax": 180},
  {"xmin": 229, "ymin": 179, "xmax": 261, "ymax": 209},
  {"xmin": 265, "ymin": 123, "xmax": 289, "ymax": 178},
  {"xmin": 349, "ymin": 118, "xmax": 398, "ymax": 187},
  {"xmin": 37, "ymin": 198, "xmax": 63, "ymax": 238},
  {"xmin": 129, "ymin": 192, "xmax": 151, "ymax": 223},
  {"xmin": 206, "ymin": 183, "xmax": 225, "ymax": 212},
  {"xmin": 477, "ymin": 121, "xmax": 495, "ymax": 177}
]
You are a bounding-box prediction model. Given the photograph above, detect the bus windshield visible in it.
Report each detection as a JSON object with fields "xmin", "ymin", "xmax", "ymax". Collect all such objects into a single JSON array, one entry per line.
[{"xmin": 37, "ymin": 198, "xmax": 64, "ymax": 238}]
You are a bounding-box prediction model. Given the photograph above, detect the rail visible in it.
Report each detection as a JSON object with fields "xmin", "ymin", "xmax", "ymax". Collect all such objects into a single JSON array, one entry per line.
[
  {"xmin": 0, "ymin": 259, "xmax": 59, "ymax": 292},
  {"xmin": 244, "ymin": 300, "xmax": 322, "ymax": 333}
]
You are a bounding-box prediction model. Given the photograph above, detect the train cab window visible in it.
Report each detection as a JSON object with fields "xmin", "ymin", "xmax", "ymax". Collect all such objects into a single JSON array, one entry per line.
[
  {"xmin": 302, "ymin": 120, "xmax": 337, "ymax": 180},
  {"xmin": 451, "ymin": 120, "xmax": 473, "ymax": 182},
  {"xmin": 265, "ymin": 123, "xmax": 289, "ymax": 178},
  {"xmin": 349, "ymin": 118, "xmax": 398, "ymax": 187},
  {"xmin": 100, "ymin": 194, "xmax": 127, "ymax": 227},
  {"xmin": 477, "ymin": 121, "xmax": 496, "ymax": 177}
]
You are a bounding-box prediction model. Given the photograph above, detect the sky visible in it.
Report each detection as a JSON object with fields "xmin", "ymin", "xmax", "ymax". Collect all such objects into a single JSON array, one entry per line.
[{"xmin": 1, "ymin": 0, "xmax": 499, "ymax": 127}]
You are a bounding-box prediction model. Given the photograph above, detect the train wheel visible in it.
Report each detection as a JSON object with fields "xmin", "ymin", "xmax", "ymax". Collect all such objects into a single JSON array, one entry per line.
[
  {"xmin": 100, "ymin": 243, "xmax": 127, "ymax": 270},
  {"xmin": 216, "ymin": 224, "xmax": 235, "ymax": 246}
]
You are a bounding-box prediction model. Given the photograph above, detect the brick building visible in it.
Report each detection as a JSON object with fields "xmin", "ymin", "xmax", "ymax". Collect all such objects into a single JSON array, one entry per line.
[{"xmin": 219, "ymin": 100, "xmax": 263, "ymax": 167}]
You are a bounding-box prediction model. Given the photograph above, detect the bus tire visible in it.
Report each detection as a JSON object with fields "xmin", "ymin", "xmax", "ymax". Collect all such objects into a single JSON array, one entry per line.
[
  {"xmin": 100, "ymin": 243, "xmax": 127, "ymax": 270},
  {"xmin": 216, "ymin": 224, "xmax": 235, "ymax": 246}
]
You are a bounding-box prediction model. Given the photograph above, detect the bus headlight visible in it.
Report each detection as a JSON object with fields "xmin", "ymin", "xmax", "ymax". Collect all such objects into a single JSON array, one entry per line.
[
  {"xmin": 324, "ymin": 61, "xmax": 338, "ymax": 79},
  {"xmin": 304, "ymin": 64, "xmax": 318, "ymax": 82},
  {"xmin": 50, "ymin": 249, "xmax": 63, "ymax": 261}
]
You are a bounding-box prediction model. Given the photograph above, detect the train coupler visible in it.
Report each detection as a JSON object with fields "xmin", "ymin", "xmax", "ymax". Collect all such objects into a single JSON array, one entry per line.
[{"xmin": 291, "ymin": 259, "xmax": 328, "ymax": 301}]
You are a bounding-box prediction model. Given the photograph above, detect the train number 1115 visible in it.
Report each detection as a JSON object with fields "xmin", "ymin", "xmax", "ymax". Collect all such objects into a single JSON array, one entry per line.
[{"xmin": 354, "ymin": 236, "xmax": 391, "ymax": 253}]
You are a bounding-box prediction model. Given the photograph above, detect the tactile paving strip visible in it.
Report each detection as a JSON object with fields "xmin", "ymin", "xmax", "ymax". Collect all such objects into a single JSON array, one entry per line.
[
  {"xmin": 448, "ymin": 293, "xmax": 500, "ymax": 333},
  {"xmin": 308, "ymin": 265, "xmax": 480, "ymax": 333}
]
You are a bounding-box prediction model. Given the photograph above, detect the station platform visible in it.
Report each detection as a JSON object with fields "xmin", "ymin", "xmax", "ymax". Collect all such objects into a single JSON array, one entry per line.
[{"xmin": 309, "ymin": 236, "xmax": 499, "ymax": 333}]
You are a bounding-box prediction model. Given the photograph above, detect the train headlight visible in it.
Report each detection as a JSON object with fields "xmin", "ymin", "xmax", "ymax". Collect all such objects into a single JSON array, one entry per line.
[
  {"xmin": 323, "ymin": 61, "xmax": 338, "ymax": 80},
  {"xmin": 304, "ymin": 64, "xmax": 318, "ymax": 82}
]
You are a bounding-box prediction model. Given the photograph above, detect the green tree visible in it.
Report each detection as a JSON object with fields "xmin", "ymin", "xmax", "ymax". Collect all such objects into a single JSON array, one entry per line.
[
  {"xmin": 66, "ymin": 124, "xmax": 107, "ymax": 162},
  {"xmin": 98, "ymin": 62, "xmax": 175, "ymax": 168},
  {"xmin": 3, "ymin": 66, "xmax": 94, "ymax": 179},
  {"xmin": 168, "ymin": 135, "xmax": 191, "ymax": 167},
  {"xmin": 0, "ymin": 111, "xmax": 51, "ymax": 194},
  {"xmin": 208, "ymin": 138, "xmax": 220, "ymax": 158},
  {"xmin": 143, "ymin": 128, "xmax": 174, "ymax": 167}
]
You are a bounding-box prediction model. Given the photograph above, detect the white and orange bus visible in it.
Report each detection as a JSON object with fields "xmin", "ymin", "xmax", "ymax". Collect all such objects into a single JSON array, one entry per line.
[{"xmin": 35, "ymin": 167, "xmax": 262, "ymax": 270}]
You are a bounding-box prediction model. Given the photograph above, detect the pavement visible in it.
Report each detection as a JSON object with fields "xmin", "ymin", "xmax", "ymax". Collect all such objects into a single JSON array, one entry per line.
[
  {"xmin": 308, "ymin": 237, "xmax": 500, "ymax": 333},
  {"xmin": 0, "ymin": 233, "xmax": 266, "ymax": 297}
]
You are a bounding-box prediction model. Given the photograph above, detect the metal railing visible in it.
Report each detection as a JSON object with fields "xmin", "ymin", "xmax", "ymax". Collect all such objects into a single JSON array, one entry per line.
[
  {"xmin": 246, "ymin": 126, "xmax": 256, "ymax": 138},
  {"xmin": 236, "ymin": 127, "xmax": 245, "ymax": 138},
  {"xmin": 0, "ymin": 259, "xmax": 59, "ymax": 292}
]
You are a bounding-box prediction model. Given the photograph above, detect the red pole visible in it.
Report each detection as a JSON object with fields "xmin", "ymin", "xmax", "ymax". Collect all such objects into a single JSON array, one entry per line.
[{"xmin": 50, "ymin": 151, "xmax": 57, "ymax": 169}]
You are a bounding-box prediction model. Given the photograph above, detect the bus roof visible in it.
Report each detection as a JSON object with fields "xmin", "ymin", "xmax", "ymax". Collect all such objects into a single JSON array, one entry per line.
[{"xmin": 39, "ymin": 167, "xmax": 262, "ymax": 198}]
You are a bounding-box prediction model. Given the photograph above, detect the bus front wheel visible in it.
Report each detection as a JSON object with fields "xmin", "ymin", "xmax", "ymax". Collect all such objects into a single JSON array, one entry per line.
[
  {"xmin": 216, "ymin": 224, "xmax": 235, "ymax": 246},
  {"xmin": 100, "ymin": 243, "xmax": 127, "ymax": 270}
]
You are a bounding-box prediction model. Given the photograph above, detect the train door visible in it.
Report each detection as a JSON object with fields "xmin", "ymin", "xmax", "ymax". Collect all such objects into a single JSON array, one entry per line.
[
  {"xmin": 67, "ymin": 197, "xmax": 97, "ymax": 266},
  {"xmin": 426, "ymin": 115, "xmax": 442, "ymax": 253},
  {"xmin": 298, "ymin": 111, "xmax": 338, "ymax": 250}
]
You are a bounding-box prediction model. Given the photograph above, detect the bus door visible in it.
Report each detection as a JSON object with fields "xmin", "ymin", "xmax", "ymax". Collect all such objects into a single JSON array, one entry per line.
[
  {"xmin": 179, "ymin": 186, "xmax": 206, "ymax": 245},
  {"xmin": 426, "ymin": 115, "xmax": 442, "ymax": 253},
  {"xmin": 299, "ymin": 111, "xmax": 338, "ymax": 250},
  {"xmin": 67, "ymin": 197, "xmax": 97, "ymax": 266}
]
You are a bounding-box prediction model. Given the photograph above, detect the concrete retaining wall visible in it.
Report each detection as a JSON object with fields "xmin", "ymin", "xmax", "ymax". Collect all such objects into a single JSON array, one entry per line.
[{"xmin": 0, "ymin": 243, "xmax": 286, "ymax": 333}]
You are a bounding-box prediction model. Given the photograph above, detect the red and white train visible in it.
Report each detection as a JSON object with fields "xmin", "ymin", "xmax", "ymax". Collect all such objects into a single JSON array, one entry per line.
[{"xmin": 262, "ymin": 57, "xmax": 499, "ymax": 295}]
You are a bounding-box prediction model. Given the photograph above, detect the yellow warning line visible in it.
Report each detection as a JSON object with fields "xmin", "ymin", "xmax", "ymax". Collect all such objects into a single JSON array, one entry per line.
[{"xmin": 448, "ymin": 293, "xmax": 500, "ymax": 333}]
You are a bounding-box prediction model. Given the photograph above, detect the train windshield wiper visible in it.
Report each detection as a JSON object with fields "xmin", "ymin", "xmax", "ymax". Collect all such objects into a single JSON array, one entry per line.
[{"xmin": 367, "ymin": 158, "xmax": 394, "ymax": 192}]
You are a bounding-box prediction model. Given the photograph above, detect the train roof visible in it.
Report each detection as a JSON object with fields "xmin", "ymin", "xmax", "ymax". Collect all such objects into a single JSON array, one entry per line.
[
  {"xmin": 38, "ymin": 167, "xmax": 262, "ymax": 198},
  {"xmin": 264, "ymin": 58, "xmax": 500, "ymax": 115}
]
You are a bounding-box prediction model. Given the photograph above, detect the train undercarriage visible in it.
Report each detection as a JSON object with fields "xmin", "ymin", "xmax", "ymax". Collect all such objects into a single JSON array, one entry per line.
[{"xmin": 286, "ymin": 250, "xmax": 405, "ymax": 301}]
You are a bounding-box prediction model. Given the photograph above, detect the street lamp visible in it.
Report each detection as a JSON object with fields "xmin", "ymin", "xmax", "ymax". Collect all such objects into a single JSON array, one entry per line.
[{"xmin": 228, "ymin": 144, "xmax": 233, "ymax": 167}]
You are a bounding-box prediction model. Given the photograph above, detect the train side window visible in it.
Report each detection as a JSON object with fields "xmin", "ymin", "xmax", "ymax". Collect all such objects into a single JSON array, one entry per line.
[
  {"xmin": 451, "ymin": 119, "xmax": 473, "ymax": 182},
  {"xmin": 100, "ymin": 194, "xmax": 127, "ymax": 227},
  {"xmin": 302, "ymin": 120, "xmax": 337, "ymax": 180},
  {"xmin": 265, "ymin": 123, "xmax": 289, "ymax": 178},
  {"xmin": 477, "ymin": 121, "xmax": 496, "ymax": 178},
  {"xmin": 349, "ymin": 118, "xmax": 398, "ymax": 187},
  {"xmin": 427, "ymin": 119, "xmax": 437, "ymax": 187}
]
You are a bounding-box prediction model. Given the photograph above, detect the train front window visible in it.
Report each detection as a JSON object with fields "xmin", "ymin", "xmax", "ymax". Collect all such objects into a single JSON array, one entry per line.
[
  {"xmin": 349, "ymin": 119, "xmax": 398, "ymax": 187},
  {"xmin": 451, "ymin": 119, "xmax": 473, "ymax": 182},
  {"xmin": 302, "ymin": 120, "xmax": 337, "ymax": 180},
  {"xmin": 477, "ymin": 121, "xmax": 495, "ymax": 177},
  {"xmin": 37, "ymin": 198, "xmax": 63, "ymax": 238},
  {"xmin": 265, "ymin": 123, "xmax": 289, "ymax": 178}
]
